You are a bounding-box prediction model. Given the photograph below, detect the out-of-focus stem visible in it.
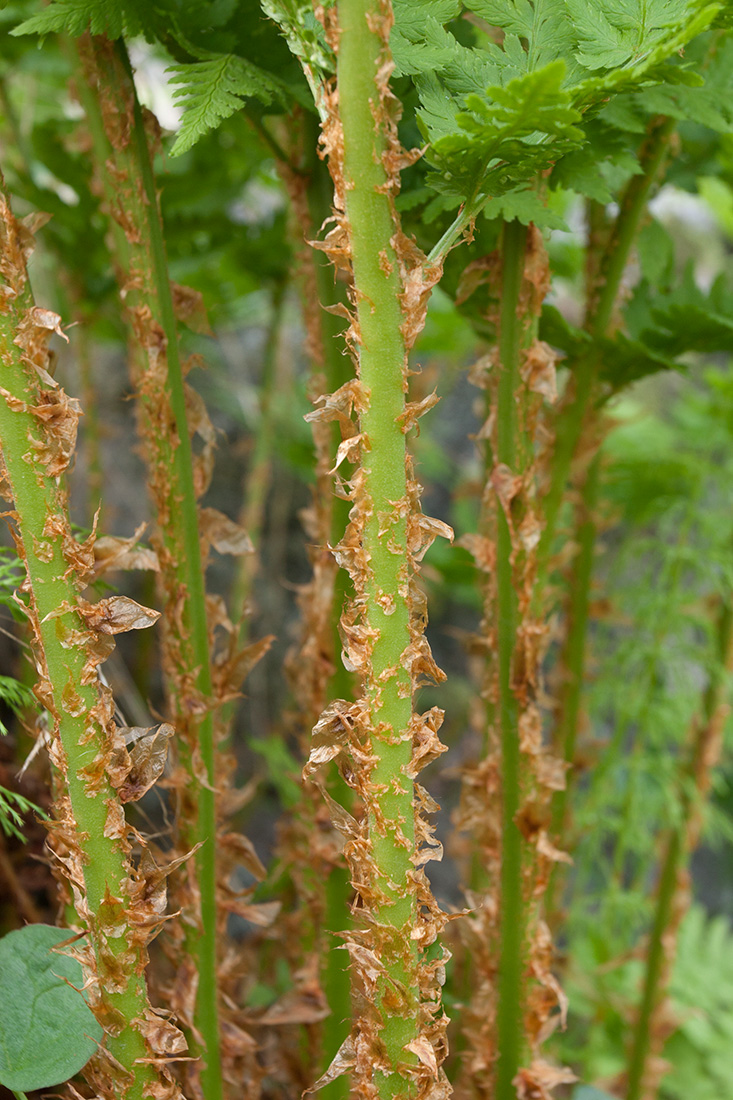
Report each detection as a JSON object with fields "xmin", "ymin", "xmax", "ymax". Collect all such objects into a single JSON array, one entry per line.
[
  {"xmin": 495, "ymin": 218, "xmax": 529, "ymax": 1100},
  {"xmin": 545, "ymin": 119, "xmax": 677, "ymax": 918},
  {"xmin": 75, "ymin": 36, "xmax": 222, "ymax": 1100},
  {"xmin": 548, "ymin": 450, "xmax": 600, "ymax": 865},
  {"xmin": 229, "ymin": 278, "xmax": 286, "ymax": 632},
  {"xmin": 537, "ymin": 116, "xmax": 676, "ymax": 579},
  {"xmin": 0, "ymin": 178, "xmax": 171, "ymax": 1100},
  {"xmin": 626, "ymin": 597, "xmax": 733, "ymax": 1100}
]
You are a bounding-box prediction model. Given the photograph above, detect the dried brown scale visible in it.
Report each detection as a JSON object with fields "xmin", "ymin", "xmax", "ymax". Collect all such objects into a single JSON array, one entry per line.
[{"xmin": 454, "ymin": 229, "xmax": 569, "ymax": 1098}]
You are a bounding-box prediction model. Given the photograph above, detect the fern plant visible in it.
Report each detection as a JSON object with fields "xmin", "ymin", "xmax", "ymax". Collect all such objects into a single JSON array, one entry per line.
[{"xmin": 1, "ymin": 3, "xmax": 733, "ymax": 1100}]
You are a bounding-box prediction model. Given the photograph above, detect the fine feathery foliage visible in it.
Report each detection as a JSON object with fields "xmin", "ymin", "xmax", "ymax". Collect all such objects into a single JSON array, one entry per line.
[{"xmin": 167, "ymin": 53, "xmax": 293, "ymax": 157}]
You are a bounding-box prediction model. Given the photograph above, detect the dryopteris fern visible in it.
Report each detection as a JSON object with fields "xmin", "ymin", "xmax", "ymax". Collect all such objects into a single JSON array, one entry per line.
[{"xmin": 166, "ymin": 52, "xmax": 292, "ymax": 157}]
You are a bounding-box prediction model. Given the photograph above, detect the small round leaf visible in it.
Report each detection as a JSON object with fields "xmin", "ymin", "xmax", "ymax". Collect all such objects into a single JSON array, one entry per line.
[{"xmin": 0, "ymin": 924, "xmax": 103, "ymax": 1091}]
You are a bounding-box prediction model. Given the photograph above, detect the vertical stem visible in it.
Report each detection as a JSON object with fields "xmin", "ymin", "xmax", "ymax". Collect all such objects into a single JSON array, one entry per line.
[
  {"xmin": 228, "ymin": 278, "xmax": 286, "ymax": 632},
  {"xmin": 338, "ymin": 2, "xmax": 417, "ymax": 1090},
  {"xmin": 626, "ymin": 597, "xmax": 733, "ymax": 1100},
  {"xmin": 0, "ymin": 180, "xmax": 173, "ymax": 1100},
  {"xmin": 537, "ymin": 117, "xmax": 676, "ymax": 577},
  {"xmin": 547, "ymin": 450, "xmax": 600, "ymax": 884},
  {"xmin": 495, "ymin": 219, "xmax": 528, "ymax": 1100},
  {"xmin": 75, "ymin": 37, "xmax": 223, "ymax": 1099},
  {"xmin": 544, "ymin": 118, "xmax": 677, "ymax": 908},
  {"xmin": 302, "ymin": 125, "xmax": 354, "ymax": 1093}
]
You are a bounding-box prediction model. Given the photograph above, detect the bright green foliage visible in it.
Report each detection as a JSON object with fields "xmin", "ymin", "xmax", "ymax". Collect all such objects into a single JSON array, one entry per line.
[
  {"xmin": 664, "ymin": 907, "xmax": 733, "ymax": 1100},
  {"xmin": 565, "ymin": 0, "xmax": 709, "ymax": 71},
  {"xmin": 417, "ymin": 61, "xmax": 583, "ymax": 203},
  {"xmin": 168, "ymin": 53, "xmax": 290, "ymax": 155},
  {"xmin": 0, "ymin": 785, "xmax": 43, "ymax": 841},
  {"xmin": 12, "ymin": 0, "xmax": 127, "ymax": 37},
  {"xmin": 0, "ymin": 677, "xmax": 35, "ymax": 736},
  {"xmin": 387, "ymin": 0, "xmax": 722, "ymax": 243},
  {"xmin": 0, "ymin": 925, "xmax": 103, "ymax": 1091}
]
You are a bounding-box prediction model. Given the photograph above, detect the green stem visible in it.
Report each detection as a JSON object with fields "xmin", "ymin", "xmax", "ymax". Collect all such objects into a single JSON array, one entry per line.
[
  {"xmin": 495, "ymin": 218, "xmax": 529, "ymax": 1100},
  {"xmin": 626, "ymin": 598, "xmax": 733, "ymax": 1100},
  {"xmin": 338, "ymin": 0, "xmax": 420, "ymax": 1092},
  {"xmin": 537, "ymin": 116, "xmax": 676, "ymax": 579},
  {"xmin": 546, "ymin": 450, "xmax": 599, "ymax": 919},
  {"xmin": 76, "ymin": 36, "xmax": 222, "ymax": 1100},
  {"xmin": 229, "ymin": 278, "xmax": 286, "ymax": 631},
  {"xmin": 0, "ymin": 180, "xmax": 164, "ymax": 1100},
  {"xmin": 303, "ymin": 122, "xmax": 354, "ymax": 1094},
  {"xmin": 544, "ymin": 121, "xmax": 677, "ymax": 931}
]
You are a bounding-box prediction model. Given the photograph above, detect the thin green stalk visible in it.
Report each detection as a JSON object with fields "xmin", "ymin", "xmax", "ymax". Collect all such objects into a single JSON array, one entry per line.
[
  {"xmin": 229, "ymin": 278, "xmax": 287, "ymax": 631},
  {"xmin": 339, "ymin": 0, "xmax": 416, "ymax": 1089},
  {"xmin": 544, "ymin": 119, "xmax": 677, "ymax": 925},
  {"xmin": 537, "ymin": 116, "xmax": 676, "ymax": 578},
  {"xmin": 302, "ymin": 124, "xmax": 354, "ymax": 1095},
  {"xmin": 626, "ymin": 597, "xmax": 733, "ymax": 1100},
  {"xmin": 495, "ymin": 218, "xmax": 529, "ymax": 1100},
  {"xmin": 76, "ymin": 36, "xmax": 223, "ymax": 1099},
  {"xmin": 545, "ymin": 450, "xmax": 600, "ymax": 919},
  {"xmin": 0, "ymin": 180, "xmax": 172, "ymax": 1100}
]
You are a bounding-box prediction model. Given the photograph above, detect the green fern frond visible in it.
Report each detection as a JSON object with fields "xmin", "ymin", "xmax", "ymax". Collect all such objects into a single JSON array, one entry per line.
[
  {"xmin": 11, "ymin": 0, "xmax": 127, "ymax": 39},
  {"xmin": 168, "ymin": 53, "xmax": 289, "ymax": 157}
]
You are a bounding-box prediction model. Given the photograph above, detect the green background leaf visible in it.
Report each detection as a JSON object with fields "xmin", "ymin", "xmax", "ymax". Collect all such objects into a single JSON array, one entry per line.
[{"xmin": 0, "ymin": 924, "xmax": 103, "ymax": 1091}]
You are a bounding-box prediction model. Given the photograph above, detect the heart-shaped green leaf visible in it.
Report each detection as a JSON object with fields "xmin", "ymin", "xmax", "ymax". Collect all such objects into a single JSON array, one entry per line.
[{"xmin": 0, "ymin": 924, "xmax": 103, "ymax": 1091}]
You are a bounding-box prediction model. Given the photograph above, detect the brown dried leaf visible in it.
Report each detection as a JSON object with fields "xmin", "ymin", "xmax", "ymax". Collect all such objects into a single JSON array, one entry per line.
[
  {"xmin": 514, "ymin": 1060, "xmax": 577, "ymax": 1100},
  {"xmin": 458, "ymin": 533, "xmax": 496, "ymax": 574},
  {"xmin": 80, "ymin": 595, "xmax": 160, "ymax": 634},
  {"xmin": 521, "ymin": 341, "xmax": 558, "ymax": 403},
  {"xmin": 330, "ymin": 432, "xmax": 368, "ymax": 472},
  {"xmin": 138, "ymin": 1009, "xmax": 188, "ymax": 1056},
  {"xmin": 405, "ymin": 708, "xmax": 447, "ymax": 779},
  {"xmin": 219, "ymin": 832, "xmax": 266, "ymax": 880},
  {"xmin": 172, "ymin": 283, "xmax": 211, "ymax": 335},
  {"xmin": 404, "ymin": 1036, "xmax": 439, "ymax": 1078},
  {"xmin": 397, "ymin": 390, "xmax": 440, "ymax": 435},
  {"xmin": 306, "ymin": 1035, "xmax": 356, "ymax": 1092},
  {"xmin": 199, "ymin": 507, "xmax": 253, "ymax": 556},
  {"xmin": 28, "ymin": 306, "xmax": 68, "ymax": 342},
  {"xmin": 93, "ymin": 525, "xmax": 159, "ymax": 575},
  {"xmin": 537, "ymin": 831, "xmax": 572, "ymax": 865},
  {"xmin": 116, "ymin": 724, "xmax": 173, "ymax": 803},
  {"xmin": 304, "ymin": 378, "xmax": 369, "ymax": 425},
  {"xmin": 304, "ymin": 699, "xmax": 361, "ymax": 776}
]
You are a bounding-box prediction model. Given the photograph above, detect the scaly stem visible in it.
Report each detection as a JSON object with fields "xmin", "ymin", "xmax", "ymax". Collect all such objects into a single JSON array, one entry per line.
[
  {"xmin": 495, "ymin": 219, "xmax": 528, "ymax": 1100},
  {"xmin": 0, "ymin": 180, "xmax": 172, "ymax": 1100},
  {"xmin": 626, "ymin": 597, "xmax": 733, "ymax": 1100},
  {"xmin": 339, "ymin": 2, "xmax": 416, "ymax": 1091},
  {"xmin": 76, "ymin": 36, "xmax": 223, "ymax": 1099}
]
